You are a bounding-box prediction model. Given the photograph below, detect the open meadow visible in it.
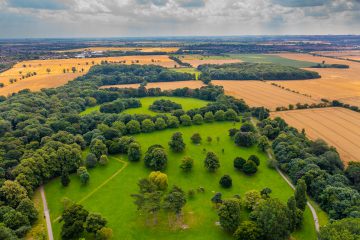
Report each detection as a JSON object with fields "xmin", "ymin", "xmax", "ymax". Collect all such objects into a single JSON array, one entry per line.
[
  {"xmin": 0, "ymin": 55, "xmax": 179, "ymax": 95},
  {"xmin": 45, "ymin": 122, "xmax": 317, "ymax": 240},
  {"xmin": 271, "ymin": 107, "xmax": 360, "ymax": 164}
]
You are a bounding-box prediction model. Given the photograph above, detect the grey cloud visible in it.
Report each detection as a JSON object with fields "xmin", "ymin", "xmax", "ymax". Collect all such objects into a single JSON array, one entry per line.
[
  {"xmin": 176, "ymin": 0, "xmax": 205, "ymax": 8},
  {"xmin": 6, "ymin": 0, "xmax": 67, "ymax": 10},
  {"xmin": 136, "ymin": 0, "xmax": 169, "ymax": 6},
  {"xmin": 273, "ymin": 0, "xmax": 329, "ymax": 7}
]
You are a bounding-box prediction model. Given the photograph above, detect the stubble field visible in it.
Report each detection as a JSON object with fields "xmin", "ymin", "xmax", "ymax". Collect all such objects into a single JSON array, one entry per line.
[{"xmin": 271, "ymin": 107, "xmax": 360, "ymax": 164}]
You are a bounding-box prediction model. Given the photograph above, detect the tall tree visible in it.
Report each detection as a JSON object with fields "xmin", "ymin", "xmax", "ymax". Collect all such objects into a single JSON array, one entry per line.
[
  {"xmin": 204, "ymin": 151, "xmax": 220, "ymax": 172},
  {"xmin": 168, "ymin": 132, "xmax": 186, "ymax": 152},
  {"xmin": 295, "ymin": 179, "xmax": 307, "ymax": 211}
]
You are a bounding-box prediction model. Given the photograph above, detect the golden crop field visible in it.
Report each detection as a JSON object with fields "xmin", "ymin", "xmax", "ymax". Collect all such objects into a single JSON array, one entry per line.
[
  {"xmin": 212, "ymin": 80, "xmax": 320, "ymax": 110},
  {"xmin": 312, "ymin": 50, "xmax": 360, "ymax": 61},
  {"xmin": 272, "ymin": 107, "xmax": 360, "ymax": 164},
  {"xmin": 55, "ymin": 47, "xmax": 179, "ymax": 53},
  {"xmin": 268, "ymin": 53, "xmax": 360, "ymax": 103},
  {"xmin": 0, "ymin": 55, "xmax": 179, "ymax": 95},
  {"xmin": 100, "ymin": 80, "xmax": 204, "ymax": 90},
  {"xmin": 178, "ymin": 55, "xmax": 242, "ymax": 67}
]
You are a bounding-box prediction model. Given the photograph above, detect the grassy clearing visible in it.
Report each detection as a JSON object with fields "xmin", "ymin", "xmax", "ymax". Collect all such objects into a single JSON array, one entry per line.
[
  {"xmin": 80, "ymin": 96, "xmax": 210, "ymax": 116},
  {"xmin": 172, "ymin": 67, "xmax": 201, "ymax": 80},
  {"xmin": 45, "ymin": 122, "xmax": 317, "ymax": 240}
]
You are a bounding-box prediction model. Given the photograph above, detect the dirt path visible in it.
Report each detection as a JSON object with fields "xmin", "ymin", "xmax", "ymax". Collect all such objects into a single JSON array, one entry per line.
[{"xmin": 40, "ymin": 185, "xmax": 54, "ymax": 240}]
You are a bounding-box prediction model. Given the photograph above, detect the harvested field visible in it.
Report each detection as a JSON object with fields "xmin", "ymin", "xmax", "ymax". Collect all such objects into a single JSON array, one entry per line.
[
  {"xmin": 212, "ymin": 80, "xmax": 320, "ymax": 110},
  {"xmin": 0, "ymin": 55, "xmax": 179, "ymax": 95},
  {"xmin": 271, "ymin": 107, "xmax": 360, "ymax": 164},
  {"xmin": 55, "ymin": 47, "xmax": 179, "ymax": 53},
  {"xmin": 337, "ymin": 96, "xmax": 360, "ymax": 107},
  {"xmin": 312, "ymin": 50, "xmax": 360, "ymax": 60},
  {"xmin": 268, "ymin": 53, "xmax": 360, "ymax": 102},
  {"xmin": 178, "ymin": 55, "xmax": 242, "ymax": 67},
  {"xmin": 100, "ymin": 80, "xmax": 204, "ymax": 90}
]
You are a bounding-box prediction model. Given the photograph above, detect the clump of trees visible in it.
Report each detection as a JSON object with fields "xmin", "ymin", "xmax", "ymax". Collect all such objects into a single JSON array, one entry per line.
[
  {"xmin": 168, "ymin": 132, "xmax": 186, "ymax": 152},
  {"xmin": 100, "ymin": 98, "xmax": 141, "ymax": 113},
  {"xmin": 144, "ymin": 145, "xmax": 168, "ymax": 171},
  {"xmin": 233, "ymin": 155, "xmax": 260, "ymax": 175},
  {"xmin": 149, "ymin": 99, "xmax": 182, "ymax": 113}
]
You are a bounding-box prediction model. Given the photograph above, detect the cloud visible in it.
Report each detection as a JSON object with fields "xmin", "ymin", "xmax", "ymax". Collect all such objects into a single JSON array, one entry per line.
[
  {"xmin": 136, "ymin": 0, "xmax": 169, "ymax": 6},
  {"xmin": 273, "ymin": 0, "xmax": 329, "ymax": 7},
  {"xmin": 176, "ymin": 0, "xmax": 206, "ymax": 8},
  {"xmin": 6, "ymin": 0, "xmax": 67, "ymax": 10}
]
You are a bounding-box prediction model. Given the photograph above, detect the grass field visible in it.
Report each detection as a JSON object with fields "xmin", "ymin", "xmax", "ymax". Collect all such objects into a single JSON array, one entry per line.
[
  {"xmin": 271, "ymin": 107, "xmax": 360, "ymax": 164},
  {"xmin": 45, "ymin": 122, "xmax": 317, "ymax": 240},
  {"xmin": 0, "ymin": 55, "xmax": 179, "ymax": 96},
  {"xmin": 172, "ymin": 67, "xmax": 201, "ymax": 79},
  {"xmin": 175, "ymin": 55, "xmax": 242, "ymax": 67},
  {"xmin": 80, "ymin": 96, "xmax": 210, "ymax": 116}
]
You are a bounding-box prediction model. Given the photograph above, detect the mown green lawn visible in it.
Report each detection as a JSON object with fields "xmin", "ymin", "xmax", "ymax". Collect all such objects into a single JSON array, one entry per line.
[
  {"xmin": 45, "ymin": 122, "xmax": 317, "ymax": 240},
  {"xmin": 80, "ymin": 96, "xmax": 210, "ymax": 116}
]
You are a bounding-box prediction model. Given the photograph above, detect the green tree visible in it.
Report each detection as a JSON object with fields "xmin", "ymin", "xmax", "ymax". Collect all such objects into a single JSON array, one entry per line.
[
  {"xmin": 204, "ymin": 151, "xmax": 220, "ymax": 172},
  {"xmin": 61, "ymin": 170, "xmax": 71, "ymax": 187},
  {"xmin": 257, "ymin": 136, "xmax": 270, "ymax": 152},
  {"xmin": 192, "ymin": 114, "xmax": 203, "ymax": 125},
  {"xmin": 319, "ymin": 218, "xmax": 360, "ymax": 240},
  {"xmin": 234, "ymin": 132, "xmax": 257, "ymax": 147},
  {"xmin": 144, "ymin": 145, "xmax": 168, "ymax": 171},
  {"xmin": 191, "ymin": 133, "xmax": 202, "ymax": 144},
  {"xmin": 96, "ymin": 227, "xmax": 113, "ymax": 240},
  {"xmin": 61, "ymin": 204, "xmax": 89, "ymax": 239},
  {"xmin": 244, "ymin": 190, "xmax": 262, "ymax": 210},
  {"xmin": 16, "ymin": 198, "xmax": 38, "ymax": 224},
  {"xmin": 248, "ymin": 155, "xmax": 260, "ymax": 166},
  {"xmin": 233, "ymin": 221, "xmax": 262, "ymax": 240},
  {"xmin": 128, "ymin": 142, "xmax": 142, "ymax": 162},
  {"xmin": 90, "ymin": 139, "xmax": 107, "ymax": 158},
  {"xmin": 204, "ymin": 111, "xmax": 214, "ymax": 122},
  {"xmin": 99, "ymin": 155, "xmax": 109, "ymax": 166},
  {"xmin": 3, "ymin": 209, "xmax": 29, "ymax": 230},
  {"xmin": 85, "ymin": 213, "xmax": 107, "ymax": 234},
  {"xmin": 163, "ymin": 186, "xmax": 187, "ymax": 222},
  {"xmin": 168, "ymin": 132, "xmax": 186, "ymax": 152},
  {"xmin": 218, "ymin": 198, "xmax": 241, "ymax": 233},
  {"xmin": 345, "ymin": 161, "xmax": 360, "ymax": 191},
  {"xmin": 233, "ymin": 157, "xmax": 246, "ymax": 170},
  {"xmin": 141, "ymin": 119, "xmax": 155, "ymax": 133},
  {"xmin": 180, "ymin": 114, "xmax": 192, "ymax": 126},
  {"xmin": 77, "ymin": 167, "xmax": 90, "ymax": 185},
  {"xmin": 253, "ymin": 199, "xmax": 291, "ymax": 240},
  {"xmin": 0, "ymin": 180, "xmax": 28, "ymax": 208},
  {"xmin": 295, "ymin": 179, "xmax": 307, "ymax": 211},
  {"xmin": 287, "ymin": 196, "xmax": 303, "ymax": 231},
  {"xmin": 180, "ymin": 156, "xmax": 194, "ymax": 172},
  {"xmin": 155, "ymin": 118, "xmax": 167, "ymax": 130},
  {"xmin": 85, "ymin": 153, "xmax": 97, "ymax": 168},
  {"xmin": 126, "ymin": 120, "xmax": 141, "ymax": 134},
  {"xmin": 242, "ymin": 160, "xmax": 258, "ymax": 174},
  {"xmin": 225, "ymin": 109, "xmax": 238, "ymax": 121},
  {"xmin": 149, "ymin": 171, "xmax": 168, "ymax": 190},
  {"xmin": 219, "ymin": 175, "xmax": 232, "ymax": 188},
  {"xmin": 167, "ymin": 116, "xmax": 180, "ymax": 128},
  {"xmin": 214, "ymin": 110, "xmax": 225, "ymax": 121}
]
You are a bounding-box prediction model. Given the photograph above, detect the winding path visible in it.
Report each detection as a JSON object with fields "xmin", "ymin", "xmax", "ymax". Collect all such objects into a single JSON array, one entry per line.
[{"xmin": 40, "ymin": 185, "xmax": 54, "ymax": 240}]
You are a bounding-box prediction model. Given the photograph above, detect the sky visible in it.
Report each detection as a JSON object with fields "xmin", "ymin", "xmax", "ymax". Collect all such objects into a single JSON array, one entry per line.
[{"xmin": 0, "ymin": 0, "xmax": 360, "ymax": 38}]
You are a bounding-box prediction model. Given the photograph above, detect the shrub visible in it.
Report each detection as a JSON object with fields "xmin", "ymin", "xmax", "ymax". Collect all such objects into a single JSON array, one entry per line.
[
  {"xmin": 204, "ymin": 151, "xmax": 220, "ymax": 172},
  {"xmin": 149, "ymin": 171, "xmax": 168, "ymax": 190},
  {"xmin": 155, "ymin": 118, "xmax": 167, "ymax": 130},
  {"xmin": 149, "ymin": 99, "xmax": 182, "ymax": 112},
  {"xmin": 214, "ymin": 110, "xmax": 225, "ymax": 121},
  {"xmin": 85, "ymin": 153, "xmax": 97, "ymax": 168},
  {"xmin": 244, "ymin": 190, "xmax": 261, "ymax": 210},
  {"xmin": 193, "ymin": 114, "xmax": 203, "ymax": 125},
  {"xmin": 225, "ymin": 109, "xmax": 238, "ymax": 121},
  {"xmin": 233, "ymin": 157, "xmax": 246, "ymax": 170},
  {"xmin": 233, "ymin": 221, "xmax": 262, "ymax": 240},
  {"xmin": 180, "ymin": 156, "xmax": 194, "ymax": 172},
  {"xmin": 167, "ymin": 116, "xmax": 180, "ymax": 128},
  {"xmin": 168, "ymin": 132, "xmax": 186, "ymax": 152},
  {"xmin": 228, "ymin": 128, "xmax": 238, "ymax": 137},
  {"xmin": 191, "ymin": 133, "xmax": 202, "ymax": 144},
  {"xmin": 180, "ymin": 114, "xmax": 192, "ymax": 126},
  {"xmin": 248, "ymin": 155, "xmax": 260, "ymax": 166},
  {"xmin": 243, "ymin": 160, "xmax": 258, "ymax": 174},
  {"xmin": 99, "ymin": 155, "xmax": 108, "ymax": 166},
  {"xmin": 126, "ymin": 120, "xmax": 141, "ymax": 134},
  {"xmin": 144, "ymin": 145, "xmax": 167, "ymax": 170},
  {"xmin": 127, "ymin": 142, "xmax": 142, "ymax": 162},
  {"xmin": 204, "ymin": 111, "xmax": 214, "ymax": 122},
  {"xmin": 141, "ymin": 119, "xmax": 155, "ymax": 133},
  {"xmin": 219, "ymin": 175, "xmax": 232, "ymax": 188},
  {"xmin": 218, "ymin": 198, "xmax": 241, "ymax": 233}
]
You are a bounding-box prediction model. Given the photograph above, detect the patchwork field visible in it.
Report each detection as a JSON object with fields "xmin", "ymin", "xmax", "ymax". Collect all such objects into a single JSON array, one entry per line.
[
  {"xmin": 55, "ymin": 47, "xmax": 179, "ymax": 53},
  {"xmin": 177, "ymin": 55, "xmax": 242, "ymax": 67},
  {"xmin": 312, "ymin": 50, "xmax": 360, "ymax": 61},
  {"xmin": 271, "ymin": 107, "xmax": 360, "ymax": 164},
  {"xmin": 231, "ymin": 54, "xmax": 316, "ymax": 68},
  {"xmin": 100, "ymin": 80, "xmax": 204, "ymax": 91},
  {"xmin": 80, "ymin": 96, "xmax": 210, "ymax": 116},
  {"xmin": 212, "ymin": 80, "xmax": 320, "ymax": 110},
  {"xmin": 268, "ymin": 53, "xmax": 360, "ymax": 103},
  {"xmin": 45, "ymin": 122, "xmax": 317, "ymax": 240},
  {"xmin": 0, "ymin": 55, "xmax": 179, "ymax": 95}
]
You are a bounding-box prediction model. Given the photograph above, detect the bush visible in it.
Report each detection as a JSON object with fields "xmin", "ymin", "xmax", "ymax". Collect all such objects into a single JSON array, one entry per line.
[
  {"xmin": 219, "ymin": 175, "xmax": 232, "ymax": 188},
  {"xmin": 248, "ymin": 155, "xmax": 260, "ymax": 166},
  {"xmin": 167, "ymin": 116, "xmax": 180, "ymax": 128},
  {"xmin": 193, "ymin": 114, "xmax": 203, "ymax": 124},
  {"xmin": 233, "ymin": 221, "xmax": 262, "ymax": 240},
  {"xmin": 243, "ymin": 160, "xmax": 258, "ymax": 174},
  {"xmin": 149, "ymin": 171, "xmax": 168, "ymax": 190},
  {"xmin": 233, "ymin": 157, "xmax": 246, "ymax": 170},
  {"xmin": 229, "ymin": 128, "xmax": 238, "ymax": 137},
  {"xmin": 149, "ymin": 99, "xmax": 182, "ymax": 112},
  {"xmin": 191, "ymin": 133, "xmax": 202, "ymax": 144},
  {"xmin": 204, "ymin": 151, "xmax": 220, "ymax": 172},
  {"xmin": 234, "ymin": 132, "xmax": 257, "ymax": 147},
  {"xmin": 126, "ymin": 120, "xmax": 141, "ymax": 134},
  {"xmin": 180, "ymin": 156, "xmax": 194, "ymax": 172},
  {"xmin": 99, "ymin": 155, "xmax": 108, "ymax": 166},
  {"xmin": 127, "ymin": 142, "xmax": 142, "ymax": 162},
  {"xmin": 225, "ymin": 109, "xmax": 238, "ymax": 121},
  {"xmin": 180, "ymin": 114, "xmax": 192, "ymax": 126},
  {"xmin": 85, "ymin": 153, "xmax": 97, "ymax": 168},
  {"xmin": 169, "ymin": 132, "xmax": 186, "ymax": 152},
  {"xmin": 204, "ymin": 111, "xmax": 214, "ymax": 122},
  {"xmin": 214, "ymin": 110, "xmax": 225, "ymax": 121},
  {"xmin": 218, "ymin": 198, "xmax": 241, "ymax": 233},
  {"xmin": 144, "ymin": 145, "xmax": 167, "ymax": 170},
  {"xmin": 155, "ymin": 117, "xmax": 167, "ymax": 130},
  {"xmin": 141, "ymin": 119, "xmax": 155, "ymax": 133}
]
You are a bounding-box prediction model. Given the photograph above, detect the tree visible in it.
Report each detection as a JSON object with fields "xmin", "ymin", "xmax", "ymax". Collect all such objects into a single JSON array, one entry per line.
[
  {"xmin": 234, "ymin": 132, "xmax": 257, "ymax": 147},
  {"xmin": 295, "ymin": 179, "xmax": 307, "ymax": 211},
  {"xmin": 16, "ymin": 198, "xmax": 38, "ymax": 224},
  {"xmin": 155, "ymin": 118, "xmax": 167, "ymax": 130},
  {"xmin": 244, "ymin": 190, "xmax": 261, "ymax": 210},
  {"xmin": 168, "ymin": 132, "xmax": 186, "ymax": 152},
  {"xmin": 141, "ymin": 119, "xmax": 155, "ymax": 133},
  {"xmin": 233, "ymin": 157, "xmax": 246, "ymax": 170},
  {"xmin": 163, "ymin": 186, "xmax": 187, "ymax": 222},
  {"xmin": 180, "ymin": 114, "xmax": 192, "ymax": 126},
  {"xmin": 77, "ymin": 167, "xmax": 90, "ymax": 185},
  {"xmin": 144, "ymin": 145, "xmax": 168, "ymax": 171},
  {"xmin": 193, "ymin": 114, "xmax": 203, "ymax": 125},
  {"xmin": 126, "ymin": 120, "xmax": 141, "ymax": 134},
  {"xmin": 96, "ymin": 227, "xmax": 113, "ymax": 240},
  {"xmin": 204, "ymin": 111, "xmax": 214, "ymax": 122},
  {"xmin": 345, "ymin": 161, "xmax": 360, "ymax": 191},
  {"xmin": 233, "ymin": 221, "xmax": 262, "ymax": 240},
  {"xmin": 287, "ymin": 196, "xmax": 303, "ymax": 231},
  {"xmin": 0, "ymin": 224, "xmax": 17, "ymax": 240},
  {"xmin": 85, "ymin": 213, "xmax": 107, "ymax": 234},
  {"xmin": 167, "ymin": 116, "xmax": 180, "ymax": 128},
  {"xmin": 85, "ymin": 153, "xmax": 97, "ymax": 168},
  {"xmin": 61, "ymin": 204, "xmax": 89, "ymax": 239},
  {"xmin": 61, "ymin": 170, "xmax": 71, "ymax": 187},
  {"xmin": 240, "ymin": 122, "xmax": 255, "ymax": 132},
  {"xmin": 0, "ymin": 180, "xmax": 28, "ymax": 208},
  {"xmin": 257, "ymin": 136, "xmax": 270, "ymax": 152},
  {"xmin": 252, "ymin": 199, "xmax": 291, "ymax": 240},
  {"xmin": 218, "ymin": 198, "xmax": 241, "ymax": 233},
  {"xmin": 260, "ymin": 187, "xmax": 272, "ymax": 199},
  {"xmin": 149, "ymin": 171, "xmax": 168, "ymax": 190},
  {"xmin": 191, "ymin": 133, "xmax": 202, "ymax": 144},
  {"xmin": 225, "ymin": 109, "xmax": 238, "ymax": 121},
  {"xmin": 248, "ymin": 155, "xmax": 260, "ymax": 166},
  {"xmin": 99, "ymin": 155, "xmax": 109, "ymax": 166},
  {"xmin": 319, "ymin": 218, "xmax": 360, "ymax": 240},
  {"xmin": 90, "ymin": 139, "xmax": 107, "ymax": 158},
  {"xmin": 3, "ymin": 209, "xmax": 29, "ymax": 230},
  {"xmin": 204, "ymin": 151, "xmax": 220, "ymax": 172},
  {"xmin": 180, "ymin": 156, "xmax": 194, "ymax": 172},
  {"xmin": 214, "ymin": 110, "xmax": 225, "ymax": 121},
  {"xmin": 128, "ymin": 142, "xmax": 142, "ymax": 162},
  {"xmin": 242, "ymin": 160, "xmax": 258, "ymax": 174},
  {"xmin": 219, "ymin": 175, "xmax": 232, "ymax": 188},
  {"xmin": 211, "ymin": 192, "xmax": 223, "ymax": 205}
]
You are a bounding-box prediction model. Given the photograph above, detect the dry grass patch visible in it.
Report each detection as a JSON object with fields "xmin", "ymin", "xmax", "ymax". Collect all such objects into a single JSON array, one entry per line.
[
  {"xmin": 0, "ymin": 55, "xmax": 179, "ymax": 95},
  {"xmin": 271, "ymin": 107, "xmax": 360, "ymax": 164},
  {"xmin": 212, "ymin": 80, "xmax": 320, "ymax": 110},
  {"xmin": 100, "ymin": 80, "xmax": 204, "ymax": 90}
]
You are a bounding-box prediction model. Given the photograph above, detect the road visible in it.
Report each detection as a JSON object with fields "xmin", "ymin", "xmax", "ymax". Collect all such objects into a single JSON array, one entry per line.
[{"xmin": 40, "ymin": 185, "xmax": 54, "ymax": 240}]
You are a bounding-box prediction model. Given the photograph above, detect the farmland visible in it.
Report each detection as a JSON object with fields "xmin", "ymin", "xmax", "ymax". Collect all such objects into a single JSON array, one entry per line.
[
  {"xmin": 45, "ymin": 122, "xmax": 317, "ymax": 240},
  {"xmin": 176, "ymin": 55, "xmax": 242, "ymax": 67},
  {"xmin": 55, "ymin": 47, "xmax": 180, "ymax": 53},
  {"xmin": 271, "ymin": 107, "xmax": 360, "ymax": 164},
  {"xmin": 100, "ymin": 80, "xmax": 204, "ymax": 90},
  {"xmin": 0, "ymin": 55, "xmax": 179, "ymax": 95}
]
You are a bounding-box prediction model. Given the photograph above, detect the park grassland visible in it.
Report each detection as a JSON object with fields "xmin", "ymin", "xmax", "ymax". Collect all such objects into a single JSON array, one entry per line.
[
  {"xmin": 45, "ymin": 121, "xmax": 317, "ymax": 240},
  {"xmin": 80, "ymin": 96, "xmax": 210, "ymax": 116}
]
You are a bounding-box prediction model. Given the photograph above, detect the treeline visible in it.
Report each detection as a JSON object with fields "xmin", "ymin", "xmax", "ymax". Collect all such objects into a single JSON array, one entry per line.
[
  {"xmin": 256, "ymin": 117, "xmax": 359, "ymax": 222},
  {"xmin": 100, "ymin": 98, "xmax": 141, "ymax": 113},
  {"xmin": 168, "ymin": 56, "xmax": 192, "ymax": 67},
  {"xmin": 311, "ymin": 63, "xmax": 349, "ymax": 69},
  {"xmin": 198, "ymin": 62, "xmax": 320, "ymax": 80},
  {"xmin": 84, "ymin": 64, "xmax": 195, "ymax": 86}
]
